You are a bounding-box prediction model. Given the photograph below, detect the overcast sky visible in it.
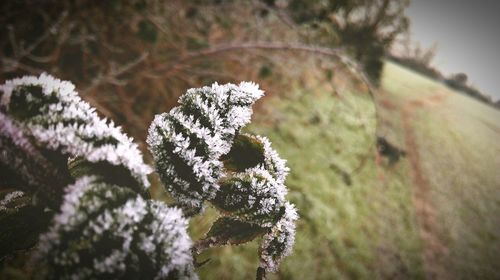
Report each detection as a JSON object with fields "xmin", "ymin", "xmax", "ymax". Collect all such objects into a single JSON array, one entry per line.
[{"xmin": 407, "ymin": 0, "xmax": 500, "ymax": 100}]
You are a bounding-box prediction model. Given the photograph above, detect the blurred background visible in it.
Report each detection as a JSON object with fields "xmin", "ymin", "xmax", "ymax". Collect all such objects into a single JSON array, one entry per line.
[{"xmin": 1, "ymin": 0, "xmax": 499, "ymax": 279}]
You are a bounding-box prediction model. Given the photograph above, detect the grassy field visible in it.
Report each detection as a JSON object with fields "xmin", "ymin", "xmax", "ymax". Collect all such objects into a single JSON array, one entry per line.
[
  {"xmin": 190, "ymin": 62, "xmax": 500, "ymax": 279},
  {"xmin": 380, "ymin": 62, "xmax": 500, "ymax": 279}
]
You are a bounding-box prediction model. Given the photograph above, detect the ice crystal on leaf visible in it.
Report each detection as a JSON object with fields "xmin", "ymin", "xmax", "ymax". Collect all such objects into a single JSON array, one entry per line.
[
  {"xmin": 1, "ymin": 74, "xmax": 197, "ymax": 279},
  {"xmin": 148, "ymin": 82, "xmax": 297, "ymax": 276},
  {"xmin": 0, "ymin": 74, "xmax": 151, "ymax": 192},
  {"xmin": 35, "ymin": 176, "xmax": 197, "ymax": 280},
  {"xmin": 213, "ymin": 168, "xmax": 287, "ymax": 227},
  {"xmin": 0, "ymin": 111, "xmax": 71, "ymax": 200},
  {"xmin": 0, "ymin": 75, "xmax": 297, "ymax": 279},
  {"xmin": 259, "ymin": 202, "xmax": 298, "ymax": 273},
  {"xmin": 147, "ymin": 82, "xmax": 264, "ymax": 214},
  {"xmin": 0, "ymin": 190, "xmax": 25, "ymax": 211}
]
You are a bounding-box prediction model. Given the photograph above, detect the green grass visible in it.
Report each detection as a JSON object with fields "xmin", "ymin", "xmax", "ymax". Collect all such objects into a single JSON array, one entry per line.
[
  {"xmin": 416, "ymin": 109, "xmax": 500, "ymax": 279},
  {"xmin": 381, "ymin": 61, "xmax": 500, "ymax": 279},
  {"xmin": 192, "ymin": 62, "xmax": 500, "ymax": 279},
  {"xmin": 192, "ymin": 83, "xmax": 424, "ymax": 279}
]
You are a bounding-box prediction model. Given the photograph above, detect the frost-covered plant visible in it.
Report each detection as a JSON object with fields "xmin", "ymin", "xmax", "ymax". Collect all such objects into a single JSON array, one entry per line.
[
  {"xmin": 0, "ymin": 74, "xmax": 151, "ymax": 194},
  {"xmin": 34, "ymin": 176, "xmax": 195, "ymax": 279},
  {"xmin": 0, "ymin": 74, "xmax": 297, "ymax": 279},
  {"xmin": 0, "ymin": 74, "xmax": 195, "ymax": 279},
  {"xmin": 148, "ymin": 83, "xmax": 298, "ymax": 277},
  {"xmin": 147, "ymin": 82, "xmax": 264, "ymax": 214}
]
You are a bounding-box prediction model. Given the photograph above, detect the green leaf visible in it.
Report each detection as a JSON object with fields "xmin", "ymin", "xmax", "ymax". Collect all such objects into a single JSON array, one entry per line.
[
  {"xmin": 221, "ymin": 134, "xmax": 265, "ymax": 172},
  {"xmin": 206, "ymin": 217, "xmax": 267, "ymax": 246},
  {"xmin": 0, "ymin": 190, "xmax": 48, "ymax": 259}
]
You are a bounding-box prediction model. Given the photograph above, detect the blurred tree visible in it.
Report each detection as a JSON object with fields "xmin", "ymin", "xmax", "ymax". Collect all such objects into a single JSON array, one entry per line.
[
  {"xmin": 449, "ymin": 73, "xmax": 468, "ymax": 86},
  {"xmin": 281, "ymin": 0, "xmax": 410, "ymax": 83},
  {"xmin": 389, "ymin": 35, "xmax": 443, "ymax": 81}
]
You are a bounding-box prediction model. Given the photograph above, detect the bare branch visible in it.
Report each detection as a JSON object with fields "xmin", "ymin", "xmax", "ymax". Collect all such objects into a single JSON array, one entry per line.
[
  {"xmin": 82, "ymin": 52, "xmax": 149, "ymax": 94},
  {"xmin": 7, "ymin": 25, "xmax": 19, "ymax": 58},
  {"xmin": 2, "ymin": 58, "xmax": 45, "ymax": 74},
  {"xmin": 251, "ymin": 0, "xmax": 297, "ymax": 29},
  {"xmin": 155, "ymin": 42, "xmax": 375, "ymax": 94},
  {"xmin": 18, "ymin": 11, "xmax": 68, "ymax": 59}
]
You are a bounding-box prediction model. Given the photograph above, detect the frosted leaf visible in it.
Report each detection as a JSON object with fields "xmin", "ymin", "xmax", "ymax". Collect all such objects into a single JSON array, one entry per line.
[
  {"xmin": 147, "ymin": 79, "xmax": 297, "ymax": 275},
  {"xmin": 253, "ymin": 135, "xmax": 289, "ymax": 185},
  {"xmin": 34, "ymin": 176, "xmax": 198, "ymax": 280},
  {"xmin": 0, "ymin": 74, "xmax": 151, "ymax": 191},
  {"xmin": 259, "ymin": 202, "xmax": 298, "ymax": 273},
  {"xmin": 213, "ymin": 168, "xmax": 287, "ymax": 227},
  {"xmin": 0, "ymin": 191, "xmax": 25, "ymax": 211},
  {"xmin": 147, "ymin": 82, "xmax": 264, "ymax": 214},
  {"xmin": 222, "ymin": 134, "xmax": 289, "ymax": 183},
  {"xmin": 0, "ymin": 111, "xmax": 72, "ymax": 204},
  {"xmin": 0, "ymin": 189, "xmax": 46, "ymax": 259}
]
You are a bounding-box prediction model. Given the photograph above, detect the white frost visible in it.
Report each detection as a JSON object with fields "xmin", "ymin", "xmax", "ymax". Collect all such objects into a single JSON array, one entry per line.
[{"xmin": 0, "ymin": 73, "xmax": 151, "ymax": 189}]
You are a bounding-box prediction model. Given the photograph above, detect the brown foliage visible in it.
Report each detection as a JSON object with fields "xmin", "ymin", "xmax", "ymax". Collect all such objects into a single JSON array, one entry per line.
[
  {"xmin": 0, "ymin": 0, "xmax": 385, "ymax": 146},
  {"xmin": 1, "ymin": 2, "xmax": 320, "ymax": 140}
]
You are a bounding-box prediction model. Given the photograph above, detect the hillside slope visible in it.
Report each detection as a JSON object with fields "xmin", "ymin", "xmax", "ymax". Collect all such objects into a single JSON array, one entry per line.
[
  {"xmin": 193, "ymin": 62, "xmax": 500, "ymax": 279},
  {"xmin": 378, "ymin": 62, "xmax": 500, "ymax": 279},
  {"xmin": 192, "ymin": 73, "xmax": 423, "ymax": 279}
]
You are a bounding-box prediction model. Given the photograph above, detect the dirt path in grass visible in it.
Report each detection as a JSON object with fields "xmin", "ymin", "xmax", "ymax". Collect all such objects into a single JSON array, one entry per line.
[{"xmin": 379, "ymin": 92, "xmax": 450, "ymax": 279}]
